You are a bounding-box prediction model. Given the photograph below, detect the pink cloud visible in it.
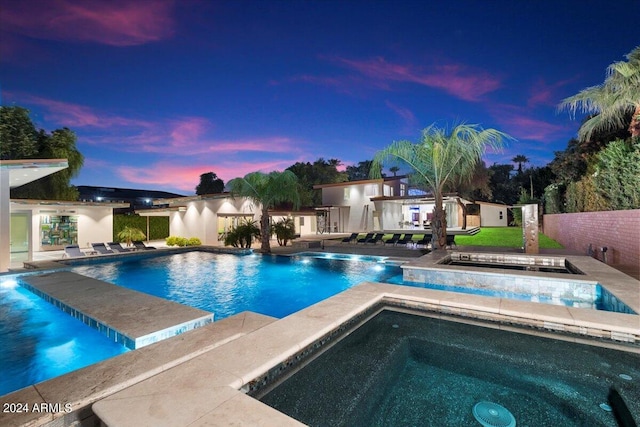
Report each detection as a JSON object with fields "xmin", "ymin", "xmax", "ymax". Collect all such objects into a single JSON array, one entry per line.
[
  {"xmin": 385, "ymin": 100, "xmax": 417, "ymax": 129},
  {"xmin": 17, "ymin": 94, "xmax": 153, "ymax": 129},
  {"xmin": 0, "ymin": 0, "xmax": 175, "ymax": 47},
  {"xmin": 331, "ymin": 56, "xmax": 502, "ymax": 101},
  {"xmin": 10, "ymin": 93, "xmax": 301, "ymax": 156},
  {"xmin": 118, "ymin": 159, "xmax": 299, "ymax": 192},
  {"xmin": 490, "ymin": 104, "xmax": 568, "ymax": 142},
  {"xmin": 528, "ymin": 77, "xmax": 578, "ymax": 108}
]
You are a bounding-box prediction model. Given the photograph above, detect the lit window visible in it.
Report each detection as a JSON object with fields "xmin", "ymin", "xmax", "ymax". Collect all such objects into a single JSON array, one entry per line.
[{"xmin": 344, "ymin": 188, "xmax": 350, "ymax": 200}]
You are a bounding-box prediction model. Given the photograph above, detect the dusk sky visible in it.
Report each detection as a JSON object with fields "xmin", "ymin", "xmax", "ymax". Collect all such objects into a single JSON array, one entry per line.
[{"xmin": 1, "ymin": 0, "xmax": 638, "ymax": 195}]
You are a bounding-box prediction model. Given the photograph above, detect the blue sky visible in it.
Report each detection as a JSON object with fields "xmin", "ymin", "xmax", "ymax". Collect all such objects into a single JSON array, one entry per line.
[{"xmin": 1, "ymin": 0, "xmax": 638, "ymax": 195}]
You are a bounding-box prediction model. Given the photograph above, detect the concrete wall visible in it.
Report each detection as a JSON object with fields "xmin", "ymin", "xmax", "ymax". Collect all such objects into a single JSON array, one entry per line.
[{"xmin": 543, "ymin": 210, "xmax": 640, "ymax": 267}]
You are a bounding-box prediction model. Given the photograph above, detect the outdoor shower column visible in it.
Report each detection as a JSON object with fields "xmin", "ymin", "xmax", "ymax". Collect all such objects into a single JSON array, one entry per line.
[{"xmin": 522, "ymin": 203, "xmax": 539, "ymax": 254}]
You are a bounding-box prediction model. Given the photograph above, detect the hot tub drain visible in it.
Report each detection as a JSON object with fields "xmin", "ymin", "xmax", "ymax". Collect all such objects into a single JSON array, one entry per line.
[{"xmin": 472, "ymin": 402, "xmax": 516, "ymax": 427}]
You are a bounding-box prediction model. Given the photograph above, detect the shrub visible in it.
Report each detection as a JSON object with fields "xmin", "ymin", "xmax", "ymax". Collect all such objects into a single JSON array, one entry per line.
[
  {"xmin": 272, "ymin": 218, "xmax": 296, "ymax": 246},
  {"xmin": 594, "ymin": 138, "xmax": 640, "ymax": 210},
  {"xmin": 117, "ymin": 226, "xmax": 146, "ymax": 247},
  {"xmin": 187, "ymin": 237, "xmax": 201, "ymax": 246},
  {"xmin": 224, "ymin": 220, "xmax": 260, "ymax": 248}
]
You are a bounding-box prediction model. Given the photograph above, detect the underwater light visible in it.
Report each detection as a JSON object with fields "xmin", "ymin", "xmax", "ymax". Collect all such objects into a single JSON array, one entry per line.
[{"xmin": 0, "ymin": 278, "xmax": 18, "ymax": 289}]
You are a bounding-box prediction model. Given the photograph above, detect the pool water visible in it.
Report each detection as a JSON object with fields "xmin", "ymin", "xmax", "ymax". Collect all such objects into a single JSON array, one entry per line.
[
  {"xmin": 259, "ymin": 310, "xmax": 640, "ymax": 426},
  {"xmin": 0, "ymin": 278, "xmax": 129, "ymax": 396},
  {"xmin": 71, "ymin": 251, "xmax": 403, "ymax": 319}
]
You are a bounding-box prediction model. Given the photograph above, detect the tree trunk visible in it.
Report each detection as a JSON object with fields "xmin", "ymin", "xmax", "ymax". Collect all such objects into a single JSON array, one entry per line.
[
  {"xmin": 629, "ymin": 104, "xmax": 640, "ymax": 138},
  {"xmin": 456, "ymin": 197, "xmax": 467, "ymax": 230},
  {"xmin": 260, "ymin": 207, "xmax": 271, "ymax": 253},
  {"xmin": 431, "ymin": 192, "xmax": 447, "ymax": 249}
]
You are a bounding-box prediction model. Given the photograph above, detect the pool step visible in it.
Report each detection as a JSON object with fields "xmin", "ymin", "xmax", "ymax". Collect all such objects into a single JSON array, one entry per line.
[{"xmin": 20, "ymin": 271, "xmax": 214, "ymax": 349}]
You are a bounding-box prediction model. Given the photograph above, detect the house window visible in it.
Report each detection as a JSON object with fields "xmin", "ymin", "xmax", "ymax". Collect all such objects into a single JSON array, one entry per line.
[
  {"xmin": 300, "ymin": 217, "xmax": 305, "ymax": 226},
  {"xmin": 400, "ymin": 183, "xmax": 407, "ymax": 196},
  {"xmin": 383, "ymin": 184, "xmax": 394, "ymax": 197},
  {"xmin": 343, "ymin": 188, "xmax": 350, "ymax": 201},
  {"xmin": 364, "ymin": 184, "xmax": 378, "ymax": 197}
]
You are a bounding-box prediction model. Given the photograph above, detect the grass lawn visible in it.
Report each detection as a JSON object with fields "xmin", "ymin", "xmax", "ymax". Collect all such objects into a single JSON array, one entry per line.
[{"xmin": 454, "ymin": 227, "xmax": 563, "ymax": 249}]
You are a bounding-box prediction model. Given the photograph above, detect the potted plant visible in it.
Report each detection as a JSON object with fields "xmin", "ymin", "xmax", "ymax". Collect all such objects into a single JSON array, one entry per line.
[{"xmin": 117, "ymin": 226, "xmax": 146, "ymax": 247}]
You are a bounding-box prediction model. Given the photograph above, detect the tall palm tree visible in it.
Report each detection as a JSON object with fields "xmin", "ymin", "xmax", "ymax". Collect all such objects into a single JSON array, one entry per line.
[
  {"xmin": 228, "ymin": 171, "xmax": 300, "ymax": 253},
  {"xmin": 559, "ymin": 45, "xmax": 640, "ymax": 141},
  {"xmin": 389, "ymin": 166, "xmax": 400, "ymax": 176},
  {"xmin": 371, "ymin": 123, "xmax": 512, "ymax": 249},
  {"xmin": 511, "ymin": 154, "xmax": 529, "ymax": 174}
]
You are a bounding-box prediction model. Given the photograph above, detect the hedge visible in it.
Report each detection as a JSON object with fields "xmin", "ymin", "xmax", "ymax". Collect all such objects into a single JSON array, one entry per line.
[{"xmin": 113, "ymin": 214, "xmax": 169, "ymax": 241}]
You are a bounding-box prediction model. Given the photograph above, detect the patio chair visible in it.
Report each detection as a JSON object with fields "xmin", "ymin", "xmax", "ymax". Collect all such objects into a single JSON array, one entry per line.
[
  {"xmin": 384, "ymin": 234, "xmax": 401, "ymax": 245},
  {"xmin": 446, "ymin": 234, "xmax": 456, "ymax": 248},
  {"xmin": 108, "ymin": 242, "xmax": 132, "ymax": 253},
  {"xmin": 133, "ymin": 240, "xmax": 156, "ymax": 250},
  {"xmin": 356, "ymin": 233, "xmax": 375, "ymax": 243},
  {"xmin": 63, "ymin": 245, "xmax": 86, "ymax": 258},
  {"xmin": 341, "ymin": 233, "xmax": 359, "ymax": 243},
  {"xmin": 397, "ymin": 234, "xmax": 414, "ymax": 246},
  {"xmin": 415, "ymin": 234, "xmax": 431, "ymax": 246},
  {"xmin": 91, "ymin": 242, "xmax": 114, "ymax": 255},
  {"xmin": 367, "ymin": 233, "xmax": 385, "ymax": 244}
]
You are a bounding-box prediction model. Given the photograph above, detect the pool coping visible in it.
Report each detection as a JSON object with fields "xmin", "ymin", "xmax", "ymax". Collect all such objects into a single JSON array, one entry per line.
[
  {"xmin": 88, "ymin": 281, "xmax": 639, "ymax": 427},
  {"xmin": 2, "ymin": 249, "xmax": 639, "ymax": 426}
]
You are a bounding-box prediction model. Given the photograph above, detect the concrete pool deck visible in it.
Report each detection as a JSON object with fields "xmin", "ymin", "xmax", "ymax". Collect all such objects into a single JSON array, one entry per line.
[{"xmin": 1, "ymin": 246, "xmax": 639, "ymax": 426}]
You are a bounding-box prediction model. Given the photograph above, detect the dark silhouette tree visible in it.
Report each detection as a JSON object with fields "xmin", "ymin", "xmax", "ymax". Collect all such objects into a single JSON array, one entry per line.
[{"xmin": 195, "ymin": 172, "xmax": 224, "ymax": 195}]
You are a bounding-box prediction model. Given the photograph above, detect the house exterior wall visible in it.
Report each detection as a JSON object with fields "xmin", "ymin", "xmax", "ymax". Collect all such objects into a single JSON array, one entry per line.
[
  {"xmin": 322, "ymin": 183, "xmax": 377, "ymax": 231},
  {"xmin": 480, "ymin": 204, "xmax": 508, "ymax": 227},
  {"xmin": 543, "ymin": 210, "xmax": 640, "ymax": 267},
  {"xmin": 169, "ymin": 197, "xmax": 259, "ymax": 245}
]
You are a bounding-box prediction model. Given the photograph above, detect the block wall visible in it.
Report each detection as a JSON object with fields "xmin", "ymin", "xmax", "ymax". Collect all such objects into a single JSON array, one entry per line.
[{"xmin": 543, "ymin": 210, "xmax": 640, "ymax": 267}]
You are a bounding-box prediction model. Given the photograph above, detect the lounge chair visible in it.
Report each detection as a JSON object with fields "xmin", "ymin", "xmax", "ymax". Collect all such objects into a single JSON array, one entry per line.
[
  {"xmin": 384, "ymin": 234, "xmax": 401, "ymax": 245},
  {"xmin": 108, "ymin": 242, "xmax": 132, "ymax": 253},
  {"xmin": 91, "ymin": 242, "xmax": 114, "ymax": 255},
  {"xmin": 367, "ymin": 233, "xmax": 385, "ymax": 244},
  {"xmin": 356, "ymin": 233, "xmax": 375, "ymax": 243},
  {"xmin": 397, "ymin": 234, "xmax": 414, "ymax": 246},
  {"xmin": 63, "ymin": 245, "xmax": 86, "ymax": 258},
  {"xmin": 133, "ymin": 240, "xmax": 156, "ymax": 250},
  {"xmin": 341, "ymin": 233, "xmax": 359, "ymax": 243},
  {"xmin": 415, "ymin": 234, "xmax": 432, "ymax": 246},
  {"xmin": 446, "ymin": 234, "xmax": 456, "ymax": 248}
]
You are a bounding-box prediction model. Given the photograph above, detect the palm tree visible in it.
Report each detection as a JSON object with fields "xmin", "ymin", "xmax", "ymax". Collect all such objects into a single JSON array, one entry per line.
[
  {"xmin": 371, "ymin": 123, "xmax": 513, "ymax": 249},
  {"xmin": 559, "ymin": 45, "xmax": 640, "ymax": 141},
  {"xmin": 228, "ymin": 171, "xmax": 300, "ymax": 253},
  {"xmin": 511, "ymin": 154, "xmax": 529, "ymax": 174},
  {"xmin": 389, "ymin": 166, "xmax": 400, "ymax": 176}
]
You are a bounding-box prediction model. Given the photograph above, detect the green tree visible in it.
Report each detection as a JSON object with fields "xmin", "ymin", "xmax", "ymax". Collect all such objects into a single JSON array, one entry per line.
[
  {"xmin": 511, "ymin": 154, "xmax": 529, "ymax": 174},
  {"xmin": 372, "ymin": 123, "xmax": 512, "ymax": 249},
  {"xmin": 195, "ymin": 172, "xmax": 224, "ymax": 195},
  {"xmin": 272, "ymin": 217, "xmax": 296, "ymax": 246},
  {"xmin": 560, "ymin": 46, "xmax": 640, "ymax": 140},
  {"xmin": 286, "ymin": 158, "xmax": 347, "ymax": 206},
  {"xmin": 389, "ymin": 166, "xmax": 400, "ymax": 176},
  {"xmin": 2, "ymin": 106, "xmax": 84, "ymax": 200},
  {"xmin": 0, "ymin": 106, "xmax": 38, "ymax": 159},
  {"xmin": 346, "ymin": 160, "xmax": 379, "ymax": 181},
  {"xmin": 228, "ymin": 171, "xmax": 300, "ymax": 253}
]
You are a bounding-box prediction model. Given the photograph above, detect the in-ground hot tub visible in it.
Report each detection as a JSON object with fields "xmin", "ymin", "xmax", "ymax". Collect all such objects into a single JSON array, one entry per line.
[
  {"xmin": 439, "ymin": 252, "xmax": 584, "ymax": 274},
  {"xmin": 255, "ymin": 309, "xmax": 640, "ymax": 426}
]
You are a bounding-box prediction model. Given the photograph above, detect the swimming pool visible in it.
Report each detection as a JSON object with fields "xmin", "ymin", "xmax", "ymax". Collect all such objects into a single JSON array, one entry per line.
[
  {"xmin": 70, "ymin": 251, "xmax": 403, "ymax": 319},
  {"xmin": 259, "ymin": 309, "xmax": 640, "ymax": 426},
  {"xmin": 0, "ymin": 277, "xmax": 128, "ymax": 396}
]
